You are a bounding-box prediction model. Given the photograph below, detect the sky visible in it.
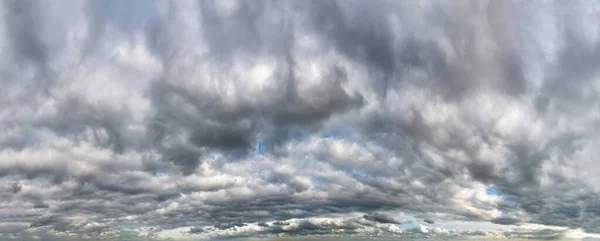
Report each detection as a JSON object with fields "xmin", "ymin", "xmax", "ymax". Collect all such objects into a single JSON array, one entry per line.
[{"xmin": 1, "ymin": 0, "xmax": 600, "ymax": 240}]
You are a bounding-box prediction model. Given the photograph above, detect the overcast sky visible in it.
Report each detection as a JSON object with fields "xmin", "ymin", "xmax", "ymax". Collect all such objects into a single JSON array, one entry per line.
[{"xmin": 2, "ymin": 0, "xmax": 600, "ymax": 240}]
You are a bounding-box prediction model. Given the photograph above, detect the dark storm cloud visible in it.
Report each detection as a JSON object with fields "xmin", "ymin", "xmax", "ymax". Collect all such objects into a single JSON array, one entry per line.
[{"xmin": 1, "ymin": 0, "xmax": 600, "ymax": 240}]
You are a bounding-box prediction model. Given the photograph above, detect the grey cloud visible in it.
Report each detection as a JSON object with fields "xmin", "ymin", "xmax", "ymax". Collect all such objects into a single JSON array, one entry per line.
[
  {"xmin": 29, "ymin": 214, "xmax": 65, "ymax": 229},
  {"xmin": 146, "ymin": 60, "xmax": 364, "ymax": 157},
  {"xmin": 189, "ymin": 226, "xmax": 206, "ymax": 234},
  {"xmin": 271, "ymin": 221, "xmax": 288, "ymax": 226},
  {"xmin": 259, "ymin": 218, "xmax": 364, "ymax": 236},
  {"xmin": 33, "ymin": 202, "xmax": 49, "ymax": 209},
  {"xmin": 363, "ymin": 213, "xmax": 400, "ymax": 224},
  {"xmin": 214, "ymin": 222, "xmax": 246, "ymax": 230},
  {"xmin": 490, "ymin": 215, "xmax": 521, "ymax": 225},
  {"xmin": 504, "ymin": 228, "xmax": 568, "ymax": 240},
  {"xmin": 542, "ymin": 18, "xmax": 600, "ymax": 107},
  {"xmin": 195, "ymin": 0, "xmax": 269, "ymax": 63},
  {"xmin": 461, "ymin": 230, "xmax": 487, "ymax": 236},
  {"xmin": 11, "ymin": 182, "xmax": 22, "ymax": 193},
  {"xmin": 306, "ymin": 0, "xmax": 528, "ymax": 99},
  {"xmin": 1, "ymin": 0, "xmax": 600, "ymax": 239},
  {"xmin": 36, "ymin": 97, "xmax": 130, "ymax": 154},
  {"xmin": 0, "ymin": 223, "xmax": 29, "ymax": 234},
  {"xmin": 257, "ymin": 222, "xmax": 269, "ymax": 227},
  {"xmin": 423, "ymin": 219, "xmax": 435, "ymax": 224},
  {"xmin": 2, "ymin": 0, "xmax": 50, "ymax": 87}
]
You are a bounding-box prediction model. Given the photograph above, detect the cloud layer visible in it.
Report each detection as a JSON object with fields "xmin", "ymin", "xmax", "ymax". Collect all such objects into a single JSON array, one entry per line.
[{"xmin": 1, "ymin": 0, "xmax": 600, "ymax": 240}]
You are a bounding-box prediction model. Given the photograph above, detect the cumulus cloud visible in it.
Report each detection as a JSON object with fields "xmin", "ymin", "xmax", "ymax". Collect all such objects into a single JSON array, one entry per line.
[{"xmin": 1, "ymin": 0, "xmax": 600, "ymax": 240}]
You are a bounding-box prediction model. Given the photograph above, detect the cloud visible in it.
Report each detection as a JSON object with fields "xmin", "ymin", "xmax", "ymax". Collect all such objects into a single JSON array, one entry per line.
[
  {"xmin": 490, "ymin": 215, "xmax": 521, "ymax": 225},
  {"xmin": 32, "ymin": 202, "xmax": 49, "ymax": 209},
  {"xmin": 11, "ymin": 182, "xmax": 22, "ymax": 193},
  {"xmin": 503, "ymin": 228, "xmax": 568, "ymax": 240},
  {"xmin": 363, "ymin": 213, "xmax": 401, "ymax": 224},
  {"xmin": 0, "ymin": 0, "xmax": 600, "ymax": 240},
  {"xmin": 189, "ymin": 226, "xmax": 206, "ymax": 234}
]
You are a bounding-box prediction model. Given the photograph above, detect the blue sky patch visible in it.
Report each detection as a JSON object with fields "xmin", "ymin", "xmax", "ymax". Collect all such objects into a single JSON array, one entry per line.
[
  {"xmin": 256, "ymin": 140, "xmax": 263, "ymax": 154},
  {"xmin": 486, "ymin": 185, "xmax": 499, "ymax": 196}
]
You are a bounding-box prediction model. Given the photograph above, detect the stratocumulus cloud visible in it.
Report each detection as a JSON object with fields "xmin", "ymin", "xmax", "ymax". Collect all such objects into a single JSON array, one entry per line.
[{"xmin": 1, "ymin": 0, "xmax": 600, "ymax": 240}]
